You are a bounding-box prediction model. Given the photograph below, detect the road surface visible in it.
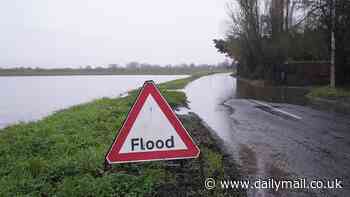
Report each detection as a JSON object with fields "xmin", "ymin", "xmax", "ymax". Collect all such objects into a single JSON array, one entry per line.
[{"xmin": 184, "ymin": 73, "xmax": 350, "ymax": 197}]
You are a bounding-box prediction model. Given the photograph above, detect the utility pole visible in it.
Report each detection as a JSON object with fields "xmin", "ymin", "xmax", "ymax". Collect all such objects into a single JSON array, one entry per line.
[{"xmin": 330, "ymin": 0, "xmax": 336, "ymax": 88}]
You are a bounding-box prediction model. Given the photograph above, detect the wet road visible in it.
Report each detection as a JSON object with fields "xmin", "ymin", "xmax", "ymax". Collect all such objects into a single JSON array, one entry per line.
[{"xmin": 184, "ymin": 73, "xmax": 350, "ymax": 197}]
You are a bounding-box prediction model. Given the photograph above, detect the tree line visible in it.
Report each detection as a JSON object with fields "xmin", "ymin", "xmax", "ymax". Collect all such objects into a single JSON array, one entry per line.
[
  {"xmin": 214, "ymin": 0, "xmax": 349, "ymax": 86},
  {"xmin": 0, "ymin": 61, "xmax": 233, "ymax": 76}
]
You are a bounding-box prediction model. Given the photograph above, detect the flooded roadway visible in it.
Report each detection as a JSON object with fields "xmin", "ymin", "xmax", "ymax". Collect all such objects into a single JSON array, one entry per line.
[{"xmin": 184, "ymin": 73, "xmax": 350, "ymax": 197}]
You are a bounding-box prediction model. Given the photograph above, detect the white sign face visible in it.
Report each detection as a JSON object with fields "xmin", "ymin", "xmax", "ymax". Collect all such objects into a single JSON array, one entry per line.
[
  {"xmin": 106, "ymin": 81, "xmax": 200, "ymax": 164},
  {"xmin": 119, "ymin": 95, "xmax": 187, "ymax": 153}
]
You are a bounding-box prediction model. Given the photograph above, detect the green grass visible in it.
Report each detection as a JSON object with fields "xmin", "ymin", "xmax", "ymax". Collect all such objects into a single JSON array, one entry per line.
[
  {"xmin": 307, "ymin": 86, "xmax": 350, "ymax": 100},
  {"xmin": 0, "ymin": 74, "xmax": 241, "ymax": 196},
  {"xmin": 158, "ymin": 71, "xmax": 215, "ymax": 90},
  {"xmin": 0, "ymin": 94, "xmax": 153, "ymax": 196}
]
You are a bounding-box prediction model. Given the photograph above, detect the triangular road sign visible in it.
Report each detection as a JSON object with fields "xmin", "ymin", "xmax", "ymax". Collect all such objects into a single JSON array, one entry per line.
[{"xmin": 106, "ymin": 81, "xmax": 200, "ymax": 164}]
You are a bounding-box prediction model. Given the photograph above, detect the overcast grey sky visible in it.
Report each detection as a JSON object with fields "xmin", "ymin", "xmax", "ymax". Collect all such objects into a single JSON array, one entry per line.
[{"xmin": 0, "ymin": 0, "xmax": 229, "ymax": 68}]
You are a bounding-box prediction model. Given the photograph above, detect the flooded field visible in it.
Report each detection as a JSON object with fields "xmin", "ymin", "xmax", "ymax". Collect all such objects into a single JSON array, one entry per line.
[{"xmin": 0, "ymin": 75, "xmax": 187, "ymax": 128}]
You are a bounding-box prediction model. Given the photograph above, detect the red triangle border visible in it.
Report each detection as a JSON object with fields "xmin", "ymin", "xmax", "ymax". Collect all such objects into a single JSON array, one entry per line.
[{"xmin": 106, "ymin": 81, "xmax": 200, "ymax": 164}]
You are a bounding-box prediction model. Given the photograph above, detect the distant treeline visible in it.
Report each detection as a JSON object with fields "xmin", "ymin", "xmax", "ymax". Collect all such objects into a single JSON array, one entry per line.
[{"xmin": 0, "ymin": 61, "xmax": 234, "ymax": 76}]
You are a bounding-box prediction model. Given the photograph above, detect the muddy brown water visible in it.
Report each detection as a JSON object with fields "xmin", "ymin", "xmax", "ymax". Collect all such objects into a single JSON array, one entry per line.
[{"xmin": 184, "ymin": 73, "xmax": 350, "ymax": 197}]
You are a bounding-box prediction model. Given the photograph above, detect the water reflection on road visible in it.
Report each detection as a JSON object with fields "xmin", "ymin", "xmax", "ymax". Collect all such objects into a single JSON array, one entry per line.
[
  {"xmin": 184, "ymin": 73, "xmax": 236, "ymax": 142},
  {"xmin": 236, "ymin": 78, "xmax": 310, "ymax": 105},
  {"xmin": 184, "ymin": 73, "xmax": 350, "ymax": 197}
]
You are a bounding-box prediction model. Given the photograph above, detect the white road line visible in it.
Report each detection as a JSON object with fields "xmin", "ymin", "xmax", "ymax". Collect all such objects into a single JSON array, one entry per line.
[{"xmin": 250, "ymin": 100, "xmax": 302, "ymax": 120}]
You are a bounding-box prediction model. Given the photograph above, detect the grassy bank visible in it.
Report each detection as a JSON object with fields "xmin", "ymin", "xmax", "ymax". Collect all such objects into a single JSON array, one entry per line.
[
  {"xmin": 306, "ymin": 86, "xmax": 350, "ymax": 114},
  {"xmin": 307, "ymin": 86, "xmax": 350, "ymax": 101},
  {"xmin": 0, "ymin": 74, "xmax": 243, "ymax": 196}
]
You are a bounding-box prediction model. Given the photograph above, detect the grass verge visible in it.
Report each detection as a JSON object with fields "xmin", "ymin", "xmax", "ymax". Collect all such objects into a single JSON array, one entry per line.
[
  {"xmin": 0, "ymin": 73, "xmax": 244, "ymax": 196},
  {"xmin": 307, "ymin": 86, "xmax": 350, "ymax": 100}
]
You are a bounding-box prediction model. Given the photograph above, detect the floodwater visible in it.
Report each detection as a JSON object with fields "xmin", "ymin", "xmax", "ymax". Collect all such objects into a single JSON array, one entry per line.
[
  {"xmin": 185, "ymin": 73, "xmax": 350, "ymax": 197},
  {"xmin": 236, "ymin": 78, "xmax": 310, "ymax": 105},
  {"xmin": 0, "ymin": 75, "xmax": 187, "ymax": 128}
]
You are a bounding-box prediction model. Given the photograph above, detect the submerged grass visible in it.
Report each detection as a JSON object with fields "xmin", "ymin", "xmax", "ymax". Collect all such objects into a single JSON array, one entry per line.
[{"xmin": 0, "ymin": 73, "xmax": 243, "ymax": 196}]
